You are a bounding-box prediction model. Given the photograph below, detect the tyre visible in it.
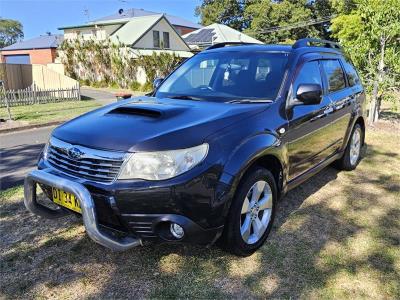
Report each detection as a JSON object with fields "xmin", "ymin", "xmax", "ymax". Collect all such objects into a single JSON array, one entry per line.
[
  {"xmin": 334, "ymin": 124, "xmax": 364, "ymax": 171},
  {"xmin": 220, "ymin": 167, "xmax": 277, "ymax": 256}
]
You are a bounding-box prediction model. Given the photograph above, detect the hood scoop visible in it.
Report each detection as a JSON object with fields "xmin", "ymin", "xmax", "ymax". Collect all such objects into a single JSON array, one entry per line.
[
  {"xmin": 108, "ymin": 105, "xmax": 162, "ymax": 118},
  {"xmin": 107, "ymin": 101, "xmax": 189, "ymax": 119}
]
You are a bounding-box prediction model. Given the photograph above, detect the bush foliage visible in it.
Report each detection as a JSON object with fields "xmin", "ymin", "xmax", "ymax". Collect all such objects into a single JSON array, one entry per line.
[{"xmin": 59, "ymin": 39, "xmax": 184, "ymax": 90}]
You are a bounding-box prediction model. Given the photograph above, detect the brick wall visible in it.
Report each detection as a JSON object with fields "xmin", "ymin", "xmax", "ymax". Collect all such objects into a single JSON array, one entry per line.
[{"xmin": 0, "ymin": 48, "xmax": 57, "ymax": 65}]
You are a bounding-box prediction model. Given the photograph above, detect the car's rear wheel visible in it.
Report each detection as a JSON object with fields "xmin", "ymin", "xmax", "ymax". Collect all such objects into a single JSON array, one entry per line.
[
  {"xmin": 220, "ymin": 167, "xmax": 277, "ymax": 256},
  {"xmin": 334, "ymin": 123, "xmax": 364, "ymax": 171}
]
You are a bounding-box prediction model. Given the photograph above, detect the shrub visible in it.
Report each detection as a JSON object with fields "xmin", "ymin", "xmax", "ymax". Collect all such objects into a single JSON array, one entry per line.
[
  {"xmin": 109, "ymin": 81, "xmax": 120, "ymax": 89},
  {"xmin": 59, "ymin": 39, "xmax": 186, "ymax": 89},
  {"xmin": 129, "ymin": 81, "xmax": 141, "ymax": 91},
  {"xmin": 140, "ymin": 82, "xmax": 153, "ymax": 92}
]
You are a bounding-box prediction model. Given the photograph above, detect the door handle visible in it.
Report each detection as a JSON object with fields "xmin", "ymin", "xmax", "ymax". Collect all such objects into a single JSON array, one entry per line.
[
  {"xmin": 343, "ymin": 96, "xmax": 353, "ymax": 102},
  {"xmin": 323, "ymin": 106, "xmax": 334, "ymax": 115}
]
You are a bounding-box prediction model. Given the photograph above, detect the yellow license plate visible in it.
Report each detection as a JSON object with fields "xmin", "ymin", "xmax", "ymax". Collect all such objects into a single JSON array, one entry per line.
[{"xmin": 52, "ymin": 188, "xmax": 81, "ymax": 214}]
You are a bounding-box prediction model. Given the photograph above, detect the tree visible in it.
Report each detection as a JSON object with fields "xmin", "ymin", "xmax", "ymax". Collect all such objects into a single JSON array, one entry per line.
[
  {"xmin": 308, "ymin": 0, "xmax": 335, "ymax": 39},
  {"xmin": 331, "ymin": 0, "xmax": 400, "ymax": 123},
  {"xmin": 244, "ymin": 0, "xmax": 319, "ymax": 44},
  {"xmin": 331, "ymin": 0, "xmax": 357, "ymax": 14},
  {"xmin": 0, "ymin": 18, "xmax": 24, "ymax": 48},
  {"xmin": 195, "ymin": 0, "xmax": 250, "ymax": 31}
]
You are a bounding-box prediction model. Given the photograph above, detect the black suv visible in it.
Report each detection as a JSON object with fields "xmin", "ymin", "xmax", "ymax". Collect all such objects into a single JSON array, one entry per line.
[{"xmin": 25, "ymin": 39, "xmax": 366, "ymax": 256}]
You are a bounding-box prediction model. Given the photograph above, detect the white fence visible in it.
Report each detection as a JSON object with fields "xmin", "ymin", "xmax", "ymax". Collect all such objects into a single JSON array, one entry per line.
[{"xmin": 0, "ymin": 83, "xmax": 80, "ymax": 108}]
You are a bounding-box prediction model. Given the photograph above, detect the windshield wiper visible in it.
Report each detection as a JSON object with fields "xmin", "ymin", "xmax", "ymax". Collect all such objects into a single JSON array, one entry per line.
[
  {"xmin": 227, "ymin": 99, "xmax": 273, "ymax": 104},
  {"xmin": 169, "ymin": 95, "xmax": 202, "ymax": 101}
]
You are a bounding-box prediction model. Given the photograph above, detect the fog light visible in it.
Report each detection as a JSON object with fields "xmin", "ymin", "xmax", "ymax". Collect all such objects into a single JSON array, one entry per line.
[{"xmin": 170, "ymin": 223, "xmax": 184, "ymax": 239}]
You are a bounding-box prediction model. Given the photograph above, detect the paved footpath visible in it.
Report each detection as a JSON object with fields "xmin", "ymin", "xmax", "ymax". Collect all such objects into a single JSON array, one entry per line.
[{"xmin": 0, "ymin": 126, "xmax": 55, "ymax": 190}]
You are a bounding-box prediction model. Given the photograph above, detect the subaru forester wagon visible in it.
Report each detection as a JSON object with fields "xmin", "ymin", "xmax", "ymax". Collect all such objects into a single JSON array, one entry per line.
[{"xmin": 25, "ymin": 38, "xmax": 366, "ymax": 256}]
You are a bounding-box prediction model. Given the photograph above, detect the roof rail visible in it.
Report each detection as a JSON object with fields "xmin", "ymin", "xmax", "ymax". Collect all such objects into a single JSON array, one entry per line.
[
  {"xmin": 292, "ymin": 38, "xmax": 341, "ymax": 50},
  {"xmin": 205, "ymin": 42, "xmax": 259, "ymax": 50}
]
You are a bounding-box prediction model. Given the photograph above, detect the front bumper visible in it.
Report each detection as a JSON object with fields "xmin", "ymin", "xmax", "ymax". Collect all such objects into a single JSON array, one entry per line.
[
  {"xmin": 24, "ymin": 165, "xmax": 230, "ymax": 250},
  {"xmin": 24, "ymin": 169, "xmax": 142, "ymax": 251}
]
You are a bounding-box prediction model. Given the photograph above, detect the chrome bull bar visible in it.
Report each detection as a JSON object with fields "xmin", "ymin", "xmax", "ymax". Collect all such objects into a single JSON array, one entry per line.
[{"xmin": 24, "ymin": 169, "xmax": 142, "ymax": 251}]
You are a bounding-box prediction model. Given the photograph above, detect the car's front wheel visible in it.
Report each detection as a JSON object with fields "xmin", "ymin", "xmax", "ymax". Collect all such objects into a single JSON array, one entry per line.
[{"xmin": 220, "ymin": 167, "xmax": 277, "ymax": 256}]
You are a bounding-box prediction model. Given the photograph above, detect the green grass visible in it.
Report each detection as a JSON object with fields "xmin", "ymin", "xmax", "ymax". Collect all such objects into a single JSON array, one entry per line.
[
  {"xmin": 0, "ymin": 127, "xmax": 399, "ymax": 299},
  {"xmin": 0, "ymin": 100, "xmax": 101, "ymax": 125}
]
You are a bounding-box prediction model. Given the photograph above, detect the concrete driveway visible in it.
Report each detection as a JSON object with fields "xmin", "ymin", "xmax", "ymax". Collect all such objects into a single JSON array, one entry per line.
[{"xmin": 80, "ymin": 87, "xmax": 115, "ymax": 105}]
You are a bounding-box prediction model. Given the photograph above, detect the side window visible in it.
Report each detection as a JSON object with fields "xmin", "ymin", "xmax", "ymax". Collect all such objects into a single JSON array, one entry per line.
[
  {"xmin": 293, "ymin": 61, "xmax": 322, "ymax": 97},
  {"xmin": 342, "ymin": 60, "xmax": 360, "ymax": 86},
  {"xmin": 321, "ymin": 60, "xmax": 346, "ymax": 92},
  {"xmin": 163, "ymin": 32, "xmax": 170, "ymax": 49},
  {"xmin": 153, "ymin": 31, "xmax": 160, "ymax": 48}
]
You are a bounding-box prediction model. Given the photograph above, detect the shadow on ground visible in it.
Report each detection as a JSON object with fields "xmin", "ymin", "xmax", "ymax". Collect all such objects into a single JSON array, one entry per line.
[
  {"xmin": 1, "ymin": 131, "xmax": 399, "ymax": 299},
  {"xmin": 0, "ymin": 144, "xmax": 44, "ymax": 190}
]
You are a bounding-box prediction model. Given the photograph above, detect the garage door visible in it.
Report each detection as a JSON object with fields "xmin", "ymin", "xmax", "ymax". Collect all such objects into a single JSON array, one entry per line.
[{"xmin": 5, "ymin": 54, "xmax": 31, "ymax": 64}]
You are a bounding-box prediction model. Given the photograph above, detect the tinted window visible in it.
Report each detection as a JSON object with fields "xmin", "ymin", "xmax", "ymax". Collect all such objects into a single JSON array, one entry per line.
[
  {"xmin": 321, "ymin": 60, "xmax": 346, "ymax": 92},
  {"xmin": 156, "ymin": 51, "xmax": 289, "ymax": 102},
  {"xmin": 153, "ymin": 31, "xmax": 160, "ymax": 48},
  {"xmin": 342, "ymin": 60, "xmax": 360, "ymax": 86},
  {"xmin": 293, "ymin": 61, "xmax": 322, "ymax": 96}
]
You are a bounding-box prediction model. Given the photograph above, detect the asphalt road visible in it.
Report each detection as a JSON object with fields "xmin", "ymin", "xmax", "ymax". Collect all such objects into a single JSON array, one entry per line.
[{"xmin": 0, "ymin": 126, "xmax": 55, "ymax": 190}]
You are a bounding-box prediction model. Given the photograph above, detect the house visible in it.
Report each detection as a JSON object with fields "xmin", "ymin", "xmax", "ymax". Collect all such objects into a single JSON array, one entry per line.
[
  {"xmin": 92, "ymin": 8, "xmax": 201, "ymax": 35},
  {"xmin": 59, "ymin": 14, "xmax": 192, "ymax": 57},
  {"xmin": 183, "ymin": 23, "xmax": 263, "ymax": 50},
  {"xmin": 0, "ymin": 34, "xmax": 63, "ymax": 64}
]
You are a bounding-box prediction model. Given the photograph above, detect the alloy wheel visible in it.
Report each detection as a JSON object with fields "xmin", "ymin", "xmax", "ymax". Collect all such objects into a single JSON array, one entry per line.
[
  {"xmin": 240, "ymin": 180, "xmax": 273, "ymax": 244},
  {"xmin": 350, "ymin": 127, "xmax": 362, "ymax": 166}
]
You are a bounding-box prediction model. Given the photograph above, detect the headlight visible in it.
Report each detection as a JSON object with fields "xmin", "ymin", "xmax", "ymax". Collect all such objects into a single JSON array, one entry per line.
[
  {"xmin": 43, "ymin": 140, "xmax": 50, "ymax": 160},
  {"xmin": 118, "ymin": 143, "xmax": 209, "ymax": 180}
]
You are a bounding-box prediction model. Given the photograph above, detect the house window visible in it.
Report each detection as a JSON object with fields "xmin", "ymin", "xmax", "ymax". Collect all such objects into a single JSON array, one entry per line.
[
  {"xmin": 153, "ymin": 30, "xmax": 160, "ymax": 48},
  {"xmin": 163, "ymin": 32, "xmax": 170, "ymax": 49}
]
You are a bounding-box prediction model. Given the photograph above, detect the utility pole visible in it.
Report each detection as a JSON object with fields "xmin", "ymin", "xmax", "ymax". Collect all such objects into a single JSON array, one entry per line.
[{"xmin": 83, "ymin": 7, "xmax": 90, "ymax": 22}]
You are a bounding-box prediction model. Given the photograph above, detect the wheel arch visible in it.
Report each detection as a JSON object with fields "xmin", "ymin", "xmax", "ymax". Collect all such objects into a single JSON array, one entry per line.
[
  {"xmin": 220, "ymin": 133, "xmax": 287, "ymax": 220},
  {"xmin": 354, "ymin": 116, "xmax": 366, "ymax": 144},
  {"xmin": 241, "ymin": 154, "xmax": 284, "ymax": 198}
]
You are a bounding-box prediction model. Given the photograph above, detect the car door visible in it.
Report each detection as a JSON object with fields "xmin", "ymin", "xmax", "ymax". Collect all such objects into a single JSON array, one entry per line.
[
  {"xmin": 320, "ymin": 59, "xmax": 353, "ymax": 152},
  {"xmin": 285, "ymin": 59, "xmax": 335, "ymax": 181}
]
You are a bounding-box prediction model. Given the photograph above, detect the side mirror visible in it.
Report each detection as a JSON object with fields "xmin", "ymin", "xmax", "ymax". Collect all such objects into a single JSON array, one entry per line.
[
  {"xmin": 153, "ymin": 77, "xmax": 164, "ymax": 90},
  {"xmin": 296, "ymin": 84, "xmax": 322, "ymax": 105}
]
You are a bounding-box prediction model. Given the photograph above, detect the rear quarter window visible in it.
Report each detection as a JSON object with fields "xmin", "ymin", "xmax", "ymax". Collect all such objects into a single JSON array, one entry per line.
[
  {"xmin": 321, "ymin": 60, "xmax": 346, "ymax": 93},
  {"xmin": 342, "ymin": 60, "xmax": 361, "ymax": 86}
]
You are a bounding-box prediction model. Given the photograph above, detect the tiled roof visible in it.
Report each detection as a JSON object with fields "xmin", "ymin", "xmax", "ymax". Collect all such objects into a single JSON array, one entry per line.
[
  {"xmin": 93, "ymin": 8, "xmax": 201, "ymax": 29},
  {"xmin": 1, "ymin": 34, "xmax": 63, "ymax": 51}
]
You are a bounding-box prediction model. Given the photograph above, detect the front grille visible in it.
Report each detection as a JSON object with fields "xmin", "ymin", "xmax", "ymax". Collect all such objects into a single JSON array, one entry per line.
[{"xmin": 46, "ymin": 137, "xmax": 126, "ymax": 183}]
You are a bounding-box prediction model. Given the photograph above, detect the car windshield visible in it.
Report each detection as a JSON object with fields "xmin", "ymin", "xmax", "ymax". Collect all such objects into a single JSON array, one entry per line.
[{"xmin": 156, "ymin": 51, "xmax": 289, "ymax": 103}]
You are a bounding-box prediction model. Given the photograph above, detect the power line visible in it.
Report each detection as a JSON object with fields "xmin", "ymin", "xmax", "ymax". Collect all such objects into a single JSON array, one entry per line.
[{"xmin": 251, "ymin": 15, "xmax": 337, "ymax": 34}]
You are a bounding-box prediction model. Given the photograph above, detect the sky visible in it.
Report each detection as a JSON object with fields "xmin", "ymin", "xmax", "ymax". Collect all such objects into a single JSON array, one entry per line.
[{"xmin": 0, "ymin": 0, "xmax": 202, "ymax": 39}]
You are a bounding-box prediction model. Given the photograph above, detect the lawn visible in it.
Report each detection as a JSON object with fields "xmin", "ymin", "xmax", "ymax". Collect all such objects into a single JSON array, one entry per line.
[
  {"xmin": 0, "ymin": 100, "xmax": 101, "ymax": 126},
  {"xmin": 0, "ymin": 125, "xmax": 399, "ymax": 299}
]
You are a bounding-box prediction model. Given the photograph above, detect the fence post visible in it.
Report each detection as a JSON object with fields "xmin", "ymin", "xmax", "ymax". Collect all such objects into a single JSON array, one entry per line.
[
  {"xmin": 12, "ymin": 89, "xmax": 17, "ymax": 107},
  {"xmin": 5, "ymin": 95, "xmax": 12, "ymax": 120},
  {"xmin": 32, "ymin": 84, "xmax": 36, "ymax": 104},
  {"xmin": 0, "ymin": 81, "xmax": 12, "ymax": 120},
  {"xmin": 77, "ymin": 83, "xmax": 81, "ymax": 100}
]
